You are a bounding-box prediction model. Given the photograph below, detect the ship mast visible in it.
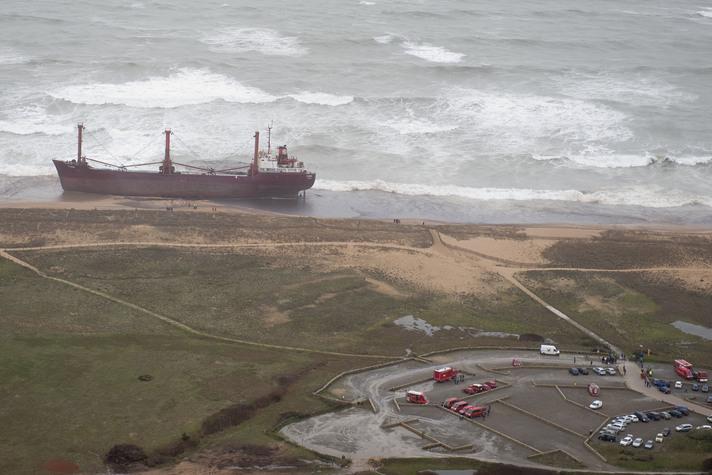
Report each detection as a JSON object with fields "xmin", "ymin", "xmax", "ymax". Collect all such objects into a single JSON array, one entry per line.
[
  {"xmin": 252, "ymin": 131, "xmax": 260, "ymax": 176},
  {"xmin": 267, "ymin": 121, "xmax": 272, "ymax": 155},
  {"xmin": 77, "ymin": 123, "xmax": 85, "ymax": 165},
  {"xmin": 161, "ymin": 129, "xmax": 174, "ymax": 174}
]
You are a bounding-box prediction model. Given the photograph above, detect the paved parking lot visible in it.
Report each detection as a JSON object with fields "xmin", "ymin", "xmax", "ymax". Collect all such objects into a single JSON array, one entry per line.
[{"xmin": 283, "ymin": 350, "xmax": 711, "ymax": 471}]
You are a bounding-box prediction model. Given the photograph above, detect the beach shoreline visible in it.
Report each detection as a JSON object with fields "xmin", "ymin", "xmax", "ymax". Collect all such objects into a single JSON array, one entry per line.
[{"xmin": 2, "ymin": 174, "xmax": 712, "ymax": 230}]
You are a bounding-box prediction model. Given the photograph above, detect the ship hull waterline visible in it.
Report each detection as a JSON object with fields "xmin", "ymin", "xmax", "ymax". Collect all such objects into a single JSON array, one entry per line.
[{"xmin": 53, "ymin": 160, "xmax": 316, "ymax": 199}]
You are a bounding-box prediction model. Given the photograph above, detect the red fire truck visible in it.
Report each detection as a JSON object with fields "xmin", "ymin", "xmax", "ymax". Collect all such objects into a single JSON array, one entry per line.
[
  {"xmin": 406, "ymin": 390, "xmax": 428, "ymax": 404},
  {"xmin": 674, "ymin": 359, "xmax": 708, "ymax": 382},
  {"xmin": 433, "ymin": 367, "xmax": 459, "ymax": 382}
]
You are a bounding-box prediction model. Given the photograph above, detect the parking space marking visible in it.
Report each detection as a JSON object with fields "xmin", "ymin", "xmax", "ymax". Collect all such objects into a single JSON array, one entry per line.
[{"xmin": 498, "ymin": 399, "xmax": 586, "ymax": 438}]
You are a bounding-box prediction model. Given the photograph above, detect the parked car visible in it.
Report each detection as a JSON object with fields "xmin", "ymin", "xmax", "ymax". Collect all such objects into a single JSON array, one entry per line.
[
  {"xmin": 669, "ymin": 410, "xmax": 682, "ymax": 418},
  {"xmin": 619, "ymin": 435, "xmax": 633, "ymax": 446},
  {"xmin": 707, "ymin": 395, "xmax": 712, "ymax": 404},
  {"xmin": 662, "ymin": 427, "xmax": 671, "ymax": 437},
  {"xmin": 644, "ymin": 440, "xmax": 654, "ymax": 450},
  {"xmin": 464, "ymin": 383, "xmax": 486, "ymax": 395},
  {"xmin": 675, "ymin": 424, "xmax": 693, "ymax": 432},
  {"xmin": 702, "ymin": 384, "xmax": 710, "ymax": 393},
  {"xmin": 634, "ymin": 411, "xmax": 650, "ymax": 423},
  {"xmin": 451, "ymin": 401, "xmax": 469, "ymax": 412},
  {"xmin": 606, "ymin": 367, "xmax": 617, "ymax": 375},
  {"xmin": 658, "ymin": 385, "xmax": 671, "ymax": 394},
  {"xmin": 598, "ymin": 433, "xmax": 616, "ymax": 442},
  {"xmin": 458, "ymin": 404, "xmax": 475, "ymax": 415},
  {"xmin": 646, "ymin": 411, "xmax": 660, "ymax": 421},
  {"xmin": 463, "ymin": 406, "xmax": 488, "ymax": 418},
  {"xmin": 443, "ymin": 397, "xmax": 461, "ymax": 409},
  {"xmin": 632, "ymin": 438, "xmax": 643, "ymax": 448},
  {"xmin": 577, "ymin": 367, "xmax": 589, "ymax": 375},
  {"xmin": 629, "ymin": 414, "xmax": 639, "ymax": 423},
  {"xmin": 660, "ymin": 411, "xmax": 671, "ymax": 420},
  {"xmin": 696, "ymin": 425, "xmax": 712, "ymax": 430},
  {"xmin": 692, "ymin": 383, "xmax": 700, "ymax": 391},
  {"xmin": 589, "ymin": 400, "xmax": 603, "ymax": 410},
  {"xmin": 594, "ymin": 367, "xmax": 606, "ymax": 375},
  {"xmin": 569, "ymin": 367, "xmax": 580, "ymax": 376},
  {"xmin": 707, "ymin": 415, "xmax": 712, "ymax": 423},
  {"xmin": 674, "ymin": 381, "xmax": 683, "ymax": 389},
  {"xmin": 675, "ymin": 406, "xmax": 690, "ymax": 416},
  {"xmin": 655, "ymin": 433, "xmax": 663, "ymax": 443},
  {"xmin": 483, "ymin": 380, "xmax": 497, "ymax": 389}
]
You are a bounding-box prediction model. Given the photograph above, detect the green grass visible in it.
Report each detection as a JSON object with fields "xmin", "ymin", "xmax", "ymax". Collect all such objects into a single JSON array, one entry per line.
[
  {"xmin": 376, "ymin": 457, "xmax": 594, "ymax": 475},
  {"xmin": 520, "ymin": 271, "xmax": 712, "ymax": 366},
  {"xmin": 0, "ymin": 247, "xmax": 599, "ymax": 473},
  {"xmin": 597, "ymin": 431, "xmax": 712, "ymax": 471},
  {"xmin": 16, "ymin": 248, "xmax": 596, "ymax": 355}
]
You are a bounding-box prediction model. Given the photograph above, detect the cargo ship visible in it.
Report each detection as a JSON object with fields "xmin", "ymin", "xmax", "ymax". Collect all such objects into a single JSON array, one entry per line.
[{"xmin": 53, "ymin": 124, "xmax": 316, "ymax": 199}]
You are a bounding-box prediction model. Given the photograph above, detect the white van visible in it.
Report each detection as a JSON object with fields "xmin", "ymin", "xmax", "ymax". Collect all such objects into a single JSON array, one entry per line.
[{"xmin": 540, "ymin": 344, "xmax": 560, "ymax": 356}]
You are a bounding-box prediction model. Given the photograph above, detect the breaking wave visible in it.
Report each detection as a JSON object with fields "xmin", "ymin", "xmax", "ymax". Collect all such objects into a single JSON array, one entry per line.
[
  {"xmin": 401, "ymin": 41, "xmax": 465, "ymax": 63},
  {"xmin": 0, "ymin": 105, "xmax": 74, "ymax": 136},
  {"xmin": 47, "ymin": 69, "xmax": 355, "ymax": 108},
  {"xmin": 201, "ymin": 28, "xmax": 307, "ymax": 56},
  {"xmin": 697, "ymin": 9, "xmax": 712, "ymax": 19},
  {"xmin": 48, "ymin": 69, "xmax": 276, "ymax": 108},
  {"xmin": 314, "ymin": 179, "xmax": 712, "ymax": 208},
  {"xmin": 287, "ymin": 92, "xmax": 354, "ymax": 106}
]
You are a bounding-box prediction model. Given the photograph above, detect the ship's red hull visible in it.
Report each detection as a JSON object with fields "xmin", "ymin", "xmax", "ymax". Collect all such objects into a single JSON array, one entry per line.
[{"xmin": 53, "ymin": 160, "xmax": 315, "ymax": 199}]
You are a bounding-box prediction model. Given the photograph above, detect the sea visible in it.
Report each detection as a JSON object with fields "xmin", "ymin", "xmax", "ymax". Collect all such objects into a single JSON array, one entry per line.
[{"xmin": 1, "ymin": 0, "xmax": 711, "ymax": 225}]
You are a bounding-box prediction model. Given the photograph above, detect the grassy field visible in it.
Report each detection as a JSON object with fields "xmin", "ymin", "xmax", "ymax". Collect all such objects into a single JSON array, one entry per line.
[
  {"xmin": 375, "ymin": 457, "xmax": 595, "ymax": 475},
  {"xmin": 597, "ymin": 431, "xmax": 712, "ymax": 471},
  {"xmin": 14, "ymin": 247, "xmax": 595, "ymax": 355},
  {"xmin": 0, "ymin": 258, "xmax": 358, "ymax": 473},
  {"xmin": 0, "ymin": 244, "xmax": 598, "ymax": 474},
  {"xmin": 519, "ymin": 271, "xmax": 712, "ymax": 366}
]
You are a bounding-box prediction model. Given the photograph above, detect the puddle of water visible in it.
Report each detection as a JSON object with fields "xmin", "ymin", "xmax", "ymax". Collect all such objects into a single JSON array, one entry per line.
[
  {"xmin": 394, "ymin": 314, "xmax": 440, "ymax": 336},
  {"xmin": 671, "ymin": 320, "xmax": 712, "ymax": 341}
]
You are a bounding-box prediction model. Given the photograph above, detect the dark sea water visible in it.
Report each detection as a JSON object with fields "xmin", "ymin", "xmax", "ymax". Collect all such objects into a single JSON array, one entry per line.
[{"xmin": 1, "ymin": 0, "xmax": 711, "ymax": 224}]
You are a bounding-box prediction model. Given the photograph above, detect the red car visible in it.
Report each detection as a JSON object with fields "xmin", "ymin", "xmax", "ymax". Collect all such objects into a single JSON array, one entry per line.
[
  {"xmin": 463, "ymin": 406, "xmax": 488, "ymax": 418},
  {"xmin": 458, "ymin": 404, "xmax": 476, "ymax": 415},
  {"xmin": 443, "ymin": 397, "xmax": 461, "ymax": 409},
  {"xmin": 483, "ymin": 380, "xmax": 497, "ymax": 390},
  {"xmin": 451, "ymin": 401, "xmax": 469, "ymax": 412},
  {"xmin": 464, "ymin": 383, "xmax": 486, "ymax": 395}
]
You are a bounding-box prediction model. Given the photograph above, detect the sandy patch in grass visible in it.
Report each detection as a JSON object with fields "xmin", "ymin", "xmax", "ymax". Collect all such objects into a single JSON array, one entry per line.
[
  {"xmin": 440, "ymin": 233, "xmax": 555, "ymax": 265},
  {"xmin": 260, "ymin": 305, "xmax": 290, "ymax": 327}
]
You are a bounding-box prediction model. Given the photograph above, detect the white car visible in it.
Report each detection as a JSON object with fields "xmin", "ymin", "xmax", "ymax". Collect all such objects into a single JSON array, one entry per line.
[
  {"xmin": 590, "ymin": 400, "xmax": 603, "ymax": 410},
  {"xmin": 674, "ymin": 381, "xmax": 683, "ymax": 389},
  {"xmin": 676, "ymin": 424, "xmax": 693, "ymax": 432},
  {"xmin": 620, "ymin": 435, "xmax": 633, "ymax": 446},
  {"xmin": 696, "ymin": 425, "xmax": 712, "ymax": 430},
  {"xmin": 707, "ymin": 415, "xmax": 712, "ymax": 424},
  {"xmin": 629, "ymin": 414, "xmax": 639, "ymax": 422},
  {"xmin": 655, "ymin": 433, "xmax": 663, "ymax": 443},
  {"xmin": 632, "ymin": 437, "xmax": 643, "ymax": 448}
]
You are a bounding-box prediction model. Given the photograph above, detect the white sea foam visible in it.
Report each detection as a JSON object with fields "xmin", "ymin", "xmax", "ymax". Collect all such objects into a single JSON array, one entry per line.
[
  {"xmin": 697, "ymin": 9, "xmax": 712, "ymax": 18},
  {"xmin": 359, "ymin": 1, "xmax": 376, "ymax": 5},
  {"xmin": 288, "ymin": 92, "xmax": 354, "ymax": 106},
  {"xmin": 444, "ymin": 87, "xmax": 632, "ymax": 146},
  {"xmin": 0, "ymin": 47, "xmax": 29, "ymax": 65},
  {"xmin": 0, "ymin": 105, "xmax": 74, "ymax": 136},
  {"xmin": 556, "ymin": 73, "xmax": 696, "ymax": 106},
  {"xmin": 380, "ymin": 118, "xmax": 458, "ymax": 135},
  {"xmin": 373, "ymin": 34, "xmax": 394, "ymax": 44},
  {"xmin": 201, "ymin": 28, "xmax": 307, "ymax": 56},
  {"xmin": 48, "ymin": 68, "xmax": 277, "ymax": 108},
  {"xmin": 401, "ymin": 41, "xmax": 465, "ymax": 63},
  {"xmin": 314, "ymin": 179, "xmax": 712, "ymax": 208}
]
